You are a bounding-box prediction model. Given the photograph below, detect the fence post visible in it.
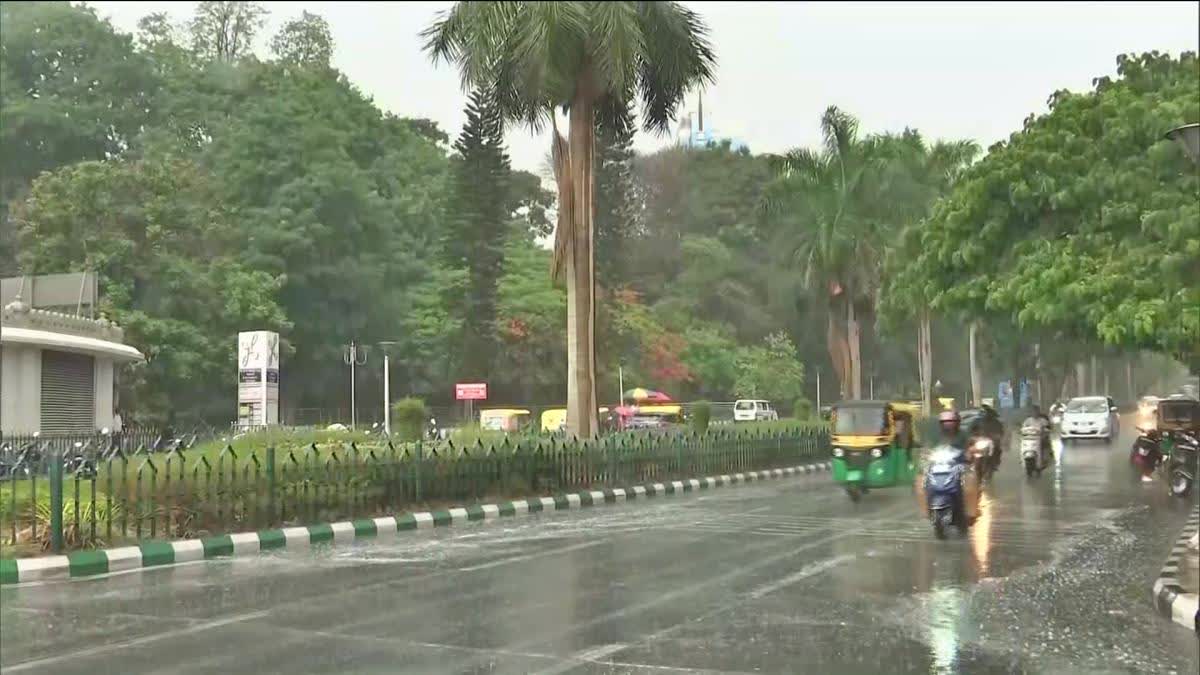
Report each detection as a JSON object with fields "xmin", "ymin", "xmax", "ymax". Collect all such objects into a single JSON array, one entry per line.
[
  {"xmin": 48, "ymin": 449, "xmax": 64, "ymax": 554},
  {"xmin": 414, "ymin": 440, "xmax": 424, "ymax": 503},
  {"xmin": 266, "ymin": 445, "xmax": 277, "ymax": 526}
]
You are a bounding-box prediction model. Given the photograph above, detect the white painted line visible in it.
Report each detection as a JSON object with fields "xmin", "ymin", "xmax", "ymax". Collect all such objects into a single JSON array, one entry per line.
[
  {"xmin": 448, "ymin": 507, "xmax": 470, "ymax": 522},
  {"xmin": 330, "ymin": 521, "xmax": 356, "ymax": 544},
  {"xmin": 611, "ymin": 488, "xmax": 626, "ymax": 500},
  {"xmin": 510, "ymin": 500, "xmax": 529, "ymax": 514},
  {"xmin": 653, "ymin": 483, "xmax": 666, "ymax": 493},
  {"xmin": 481, "ymin": 504, "xmax": 500, "ymax": 519},
  {"xmin": 688, "ymin": 479, "xmax": 701, "ymax": 489},
  {"xmin": 632, "ymin": 486, "xmax": 647, "ymax": 496},
  {"xmin": 171, "ymin": 539, "xmax": 205, "ymax": 564},
  {"xmin": 735, "ymin": 473, "xmax": 745, "ymax": 481},
  {"xmin": 566, "ymin": 493, "xmax": 582, "ymax": 508},
  {"xmin": 704, "ymin": 477, "xmax": 716, "ymax": 487},
  {"xmin": 773, "ymin": 469, "xmax": 783, "ymax": 477},
  {"xmin": 720, "ymin": 474, "xmax": 731, "ymax": 483},
  {"xmin": 458, "ymin": 540, "xmax": 607, "ymax": 572},
  {"xmin": 373, "ymin": 516, "xmax": 398, "ymax": 534},
  {"xmin": 102, "ymin": 546, "xmax": 143, "ymax": 573},
  {"xmin": 412, "ymin": 512, "xmax": 435, "ymax": 529},
  {"xmin": 589, "ymin": 490, "xmax": 606, "ymax": 503},
  {"xmin": 540, "ymin": 496, "xmax": 557, "ymax": 509},
  {"xmin": 282, "ymin": 527, "xmax": 312, "ymax": 547},
  {"xmin": 229, "ymin": 531, "xmax": 261, "ymax": 555},
  {"xmin": 785, "ymin": 467, "xmax": 796, "ymax": 475},
  {"xmin": 671, "ymin": 481, "xmax": 684, "ymax": 492}
]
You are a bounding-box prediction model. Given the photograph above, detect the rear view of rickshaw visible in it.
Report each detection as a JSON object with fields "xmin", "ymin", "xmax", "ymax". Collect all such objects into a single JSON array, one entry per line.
[
  {"xmin": 1158, "ymin": 397, "xmax": 1200, "ymax": 497},
  {"xmin": 830, "ymin": 401, "xmax": 918, "ymax": 501}
]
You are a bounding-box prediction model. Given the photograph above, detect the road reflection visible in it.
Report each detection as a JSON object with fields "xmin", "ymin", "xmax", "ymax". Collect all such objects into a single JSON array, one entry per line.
[{"xmin": 969, "ymin": 493, "xmax": 993, "ymax": 578}]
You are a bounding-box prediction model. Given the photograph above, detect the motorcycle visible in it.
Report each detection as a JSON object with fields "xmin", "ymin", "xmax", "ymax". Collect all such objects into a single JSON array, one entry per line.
[
  {"xmin": 1166, "ymin": 431, "xmax": 1198, "ymax": 498},
  {"xmin": 968, "ymin": 434, "xmax": 996, "ymax": 482},
  {"xmin": 923, "ymin": 446, "xmax": 970, "ymax": 539},
  {"xmin": 1020, "ymin": 420, "xmax": 1050, "ymax": 477},
  {"xmin": 1130, "ymin": 428, "xmax": 1163, "ymax": 482}
]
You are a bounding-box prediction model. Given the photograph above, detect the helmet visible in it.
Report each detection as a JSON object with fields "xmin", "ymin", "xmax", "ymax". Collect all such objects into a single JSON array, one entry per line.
[{"xmin": 938, "ymin": 410, "xmax": 960, "ymax": 425}]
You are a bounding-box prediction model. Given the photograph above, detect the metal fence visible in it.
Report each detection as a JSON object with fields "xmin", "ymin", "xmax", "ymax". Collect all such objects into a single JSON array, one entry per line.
[{"xmin": 0, "ymin": 426, "xmax": 829, "ymax": 555}]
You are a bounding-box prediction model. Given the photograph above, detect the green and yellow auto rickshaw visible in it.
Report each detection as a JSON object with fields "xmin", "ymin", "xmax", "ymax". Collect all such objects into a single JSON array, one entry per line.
[{"xmin": 830, "ymin": 400, "xmax": 918, "ymax": 501}]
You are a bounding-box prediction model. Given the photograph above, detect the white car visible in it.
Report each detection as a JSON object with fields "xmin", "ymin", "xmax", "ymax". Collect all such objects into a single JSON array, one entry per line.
[
  {"xmin": 1059, "ymin": 396, "xmax": 1120, "ymax": 441},
  {"xmin": 734, "ymin": 399, "xmax": 778, "ymax": 422}
]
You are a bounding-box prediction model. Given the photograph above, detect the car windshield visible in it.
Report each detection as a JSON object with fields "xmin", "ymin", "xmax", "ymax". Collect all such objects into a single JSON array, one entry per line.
[
  {"xmin": 1066, "ymin": 399, "xmax": 1108, "ymax": 413},
  {"xmin": 735, "ymin": 401, "xmax": 754, "ymax": 410},
  {"xmin": 1160, "ymin": 403, "xmax": 1200, "ymax": 426},
  {"xmin": 834, "ymin": 408, "xmax": 887, "ymax": 434}
]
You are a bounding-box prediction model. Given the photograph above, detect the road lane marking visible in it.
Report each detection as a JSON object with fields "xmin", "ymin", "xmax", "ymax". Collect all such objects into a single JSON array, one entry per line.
[
  {"xmin": 2, "ymin": 610, "xmax": 269, "ymax": 673},
  {"xmin": 457, "ymin": 540, "xmax": 608, "ymax": 572}
]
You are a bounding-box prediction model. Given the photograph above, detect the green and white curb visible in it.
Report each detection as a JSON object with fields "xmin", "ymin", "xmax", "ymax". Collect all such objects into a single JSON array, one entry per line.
[
  {"xmin": 0, "ymin": 460, "xmax": 832, "ymax": 585},
  {"xmin": 1151, "ymin": 506, "xmax": 1199, "ymax": 633}
]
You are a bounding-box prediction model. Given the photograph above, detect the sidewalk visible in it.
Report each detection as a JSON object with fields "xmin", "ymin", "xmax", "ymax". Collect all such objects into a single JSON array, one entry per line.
[{"xmin": 1152, "ymin": 507, "xmax": 1200, "ymax": 633}]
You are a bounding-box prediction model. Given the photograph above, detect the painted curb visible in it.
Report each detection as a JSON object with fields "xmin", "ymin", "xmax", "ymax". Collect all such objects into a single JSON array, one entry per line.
[
  {"xmin": 1151, "ymin": 505, "xmax": 1199, "ymax": 634},
  {"xmin": 0, "ymin": 460, "xmax": 833, "ymax": 585}
]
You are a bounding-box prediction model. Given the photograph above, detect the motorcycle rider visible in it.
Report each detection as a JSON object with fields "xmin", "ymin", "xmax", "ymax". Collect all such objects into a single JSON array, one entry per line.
[
  {"xmin": 926, "ymin": 410, "xmax": 979, "ymax": 525},
  {"xmin": 1022, "ymin": 404, "xmax": 1052, "ymax": 462}
]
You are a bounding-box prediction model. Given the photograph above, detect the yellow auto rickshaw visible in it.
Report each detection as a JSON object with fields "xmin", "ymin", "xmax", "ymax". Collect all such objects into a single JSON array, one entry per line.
[
  {"xmin": 479, "ymin": 408, "xmax": 532, "ymax": 433},
  {"xmin": 830, "ymin": 400, "xmax": 918, "ymax": 501}
]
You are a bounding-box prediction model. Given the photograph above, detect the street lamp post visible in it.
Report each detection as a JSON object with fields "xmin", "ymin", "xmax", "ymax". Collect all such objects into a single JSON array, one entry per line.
[
  {"xmin": 378, "ymin": 341, "xmax": 398, "ymax": 436},
  {"xmin": 1165, "ymin": 123, "xmax": 1200, "ymax": 164},
  {"xmin": 343, "ymin": 341, "xmax": 368, "ymax": 429}
]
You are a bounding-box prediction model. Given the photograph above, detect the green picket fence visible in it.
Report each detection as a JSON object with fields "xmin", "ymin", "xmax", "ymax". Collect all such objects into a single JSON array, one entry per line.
[{"xmin": 0, "ymin": 427, "xmax": 829, "ymax": 555}]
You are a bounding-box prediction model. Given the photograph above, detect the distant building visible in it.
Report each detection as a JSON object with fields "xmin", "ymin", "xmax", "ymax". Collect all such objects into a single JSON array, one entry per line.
[
  {"xmin": 1, "ymin": 273, "xmax": 143, "ymax": 434},
  {"xmin": 675, "ymin": 92, "xmax": 749, "ymax": 153}
]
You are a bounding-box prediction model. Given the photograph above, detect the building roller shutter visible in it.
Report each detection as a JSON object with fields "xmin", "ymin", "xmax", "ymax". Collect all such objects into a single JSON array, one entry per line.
[{"xmin": 40, "ymin": 350, "xmax": 95, "ymax": 433}]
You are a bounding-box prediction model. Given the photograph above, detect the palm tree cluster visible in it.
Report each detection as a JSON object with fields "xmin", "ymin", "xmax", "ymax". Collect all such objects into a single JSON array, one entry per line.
[{"xmin": 763, "ymin": 106, "xmax": 978, "ymax": 407}]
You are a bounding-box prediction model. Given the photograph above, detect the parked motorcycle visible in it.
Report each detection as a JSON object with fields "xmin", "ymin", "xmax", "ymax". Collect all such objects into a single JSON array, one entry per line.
[
  {"xmin": 923, "ymin": 446, "xmax": 971, "ymax": 539},
  {"xmin": 63, "ymin": 441, "xmax": 98, "ymax": 480},
  {"xmin": 1166, "ymin": 431, "xmax": 1198, "ymax": 498},
  {"xmin": 1130, "ymin": 427, "xmax": 1163, "ymax": 481},
  {"xmin": 1020, "ymin": 420, "xmax": 1050, "ymax": 477}
]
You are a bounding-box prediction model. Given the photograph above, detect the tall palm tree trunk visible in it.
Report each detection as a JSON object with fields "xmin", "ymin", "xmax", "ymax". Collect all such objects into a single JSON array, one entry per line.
[
  {"xmin": 827, "ymin": 305, "xmax": 851, "ymax": 399},
  {"xmin": 847, "ymin": 299, "xmax": 862, "ymax": 399},
  {"xmin": 565, "ymin": 83, "xmax": 598, "ymax": 438}
]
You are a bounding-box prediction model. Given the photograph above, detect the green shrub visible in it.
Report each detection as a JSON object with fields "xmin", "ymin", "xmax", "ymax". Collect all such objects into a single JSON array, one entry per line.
[
  {"xmin": 691, "ymin": 401, "xmax": 712, "ymax": 433},
  {"xmin": 392, "ymin": 397, "xmax": 428, "ymax": 441},
  {"xmin": 792, "ymin": 398, "xmax": 813, "ymax": 420}
]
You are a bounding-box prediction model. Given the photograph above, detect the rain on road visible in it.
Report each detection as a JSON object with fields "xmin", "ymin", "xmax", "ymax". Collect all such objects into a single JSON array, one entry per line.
[{"xmin": 2, "ymin": 428, "xmax": 1197, "ymax": 674}]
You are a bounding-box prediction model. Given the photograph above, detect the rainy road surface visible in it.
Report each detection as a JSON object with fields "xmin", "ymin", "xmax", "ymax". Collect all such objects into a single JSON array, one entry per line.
[{"xmin": 2, "ymin": 428, "xmax": 1198, "ymax": 674}]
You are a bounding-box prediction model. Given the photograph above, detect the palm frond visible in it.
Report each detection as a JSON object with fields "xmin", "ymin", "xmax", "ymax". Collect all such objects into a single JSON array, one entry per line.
[
  {"xmin": 588, "ymin": 1, "xmax": 643, "ymax": 94},
  {"xmin": 635, "ymin": 1, "xmax": 716, "ymax": 134}
]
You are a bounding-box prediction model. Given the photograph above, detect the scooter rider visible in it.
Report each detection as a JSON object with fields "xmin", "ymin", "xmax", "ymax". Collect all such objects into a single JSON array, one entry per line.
[
  {"xmin": 1022, "ymin": 404, "xmax": 1052, "ymax": 457},
  {"xmin": 931, "ymin": 409, "xmax": 979, "ymax": 524}
]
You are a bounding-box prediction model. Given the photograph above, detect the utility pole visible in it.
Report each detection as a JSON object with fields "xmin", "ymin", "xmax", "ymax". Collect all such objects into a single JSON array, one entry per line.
[
  {"xmin": 816, "ymin": 369, "xmax": 821, "ymax": 412},
  {"xmin": 343, "ymin": 341, "xmax": 367, "ymax": 429},
  {"xmin": 378, "ymin": 341, "xmax": 397, "ymax": 435}
]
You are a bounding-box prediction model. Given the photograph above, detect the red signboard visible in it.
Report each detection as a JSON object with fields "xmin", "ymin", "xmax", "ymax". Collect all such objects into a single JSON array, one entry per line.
[{"xmin": 455, "ymin": 382, "xmax": 488, "ymax": 400}]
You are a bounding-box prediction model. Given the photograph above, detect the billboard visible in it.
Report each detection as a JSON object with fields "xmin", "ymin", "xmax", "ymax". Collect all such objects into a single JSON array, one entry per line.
[
  {"xmin": 455, "ymin": 383, "xmax": 488, "ymax": 401},
  {"xmin": 238, "ymin": 331, "xmax": 279, "ymax": 427}
]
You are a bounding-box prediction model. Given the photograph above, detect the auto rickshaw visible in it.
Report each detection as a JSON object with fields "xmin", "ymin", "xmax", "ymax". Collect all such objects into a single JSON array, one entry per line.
[
  {"xmin": 830, "ymin": 401, "xmax": 918, "ymax": 501},
  {"xmin": 1158, "ymin": 397, "xmax": 1200, "ymax": 497},
  {"xmin": 542, "ymin": 407, "xmax": 612, "ymax": 433},
  {"xmin": 479, "ymin": 408, "xmax": 532, "ymax": 433}
]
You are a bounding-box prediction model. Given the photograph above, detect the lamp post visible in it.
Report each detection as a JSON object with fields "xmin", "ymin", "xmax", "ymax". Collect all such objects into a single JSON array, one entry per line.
[
  {"xmin": 378, "ymin": 341, "xmax": 398, "ymax": 436},
  {"xmin": 343, "ymin": 341, "xmax": 368, "ymax": 429},
  {"xmin": 1165, "ymin": 123, "xmax": 1200, "ymax": 164}
]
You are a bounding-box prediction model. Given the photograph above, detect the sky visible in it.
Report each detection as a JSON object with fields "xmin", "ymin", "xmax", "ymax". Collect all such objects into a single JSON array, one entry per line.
[{"xmin": 88, "ymin": 1, "xmax": 1200, "ymax": 173}]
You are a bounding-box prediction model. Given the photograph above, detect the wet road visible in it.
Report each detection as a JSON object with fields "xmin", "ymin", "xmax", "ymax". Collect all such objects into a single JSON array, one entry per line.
[{"xmin": 2, "ymin": 428, "xmax": 1198, "ymax": 674}]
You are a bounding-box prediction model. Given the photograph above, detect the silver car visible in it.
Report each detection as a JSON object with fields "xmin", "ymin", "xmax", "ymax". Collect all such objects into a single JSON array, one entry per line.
[{"xmin": 1059, "ymin": 396, "xmax": 1120, "ymax": 441}]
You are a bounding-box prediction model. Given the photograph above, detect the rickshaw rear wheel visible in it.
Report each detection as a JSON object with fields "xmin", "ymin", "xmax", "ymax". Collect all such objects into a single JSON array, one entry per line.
[{"xmin": 845, "ymin": 485, "xmax": 862, "ymax": 502}]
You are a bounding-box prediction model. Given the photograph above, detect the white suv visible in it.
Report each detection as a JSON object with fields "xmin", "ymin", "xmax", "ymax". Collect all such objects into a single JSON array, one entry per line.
[
  {"xmin": 1060, "ymin": 395, "xmax": 1120, "ymax": 441},
  {"xmin": 734, "ymin": 400, "xmax": 778, "ymax": 422}
]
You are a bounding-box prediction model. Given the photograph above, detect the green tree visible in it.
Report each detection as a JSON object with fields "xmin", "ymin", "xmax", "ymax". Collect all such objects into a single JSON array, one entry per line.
[
  {"xmin": 445, "ymin": 87, "xmax": 513, "ymax": 381},
  {"xmin": 912, "ymin": 51, "xmax": 1199, "ymax": 370},
  {"xmin": 595, "ymin": 96, "xmax": 640, "ymax": 287},
  {"xmin": 271, "ymin": 11, "xmax": 334, "ymax": 68},
  {"xmin": 424, "ymin": 1, "xmax": 716, "ymax": 437},
  {"xmin": 14, "ymin": 157, "xmax": 289, "ymax": 423},
  {"xmin": 734, "ymin": 332, "xmax": 806, "ymax": 405},
  {"xmin": 189, "ymin": 1, "xmax": 267, "ymax": 62}
]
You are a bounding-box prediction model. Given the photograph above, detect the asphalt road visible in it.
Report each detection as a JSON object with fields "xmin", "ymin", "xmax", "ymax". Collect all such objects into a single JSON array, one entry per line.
[{"xmin": 2, "ymin": 427, "xmax": 1198, "ymax": 674}]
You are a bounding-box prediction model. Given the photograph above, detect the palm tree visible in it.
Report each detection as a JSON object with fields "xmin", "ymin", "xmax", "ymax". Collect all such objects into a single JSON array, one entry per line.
[
  {"xmin": 424, "ymin": 2, "xmax": 715, "ymax": 437},
  {"xmin": 763, "ymin": 107, "xmax": 888, "ymax": 400}
]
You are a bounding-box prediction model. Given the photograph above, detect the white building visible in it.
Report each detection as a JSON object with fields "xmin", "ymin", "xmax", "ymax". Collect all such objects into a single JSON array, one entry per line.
[{"xmin": 1, "ymin": 274, "xmax": 143, "ymax": 434}]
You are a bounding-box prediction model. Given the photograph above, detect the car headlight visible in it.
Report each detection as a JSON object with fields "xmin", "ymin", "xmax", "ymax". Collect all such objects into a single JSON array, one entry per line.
[
  {"xmin": 870, "ymin": 447, "xmax": 884, "ymax": 458},
  {"xmin": 832, "ymin": 447, "xmax": 845, "ymax": 458}
]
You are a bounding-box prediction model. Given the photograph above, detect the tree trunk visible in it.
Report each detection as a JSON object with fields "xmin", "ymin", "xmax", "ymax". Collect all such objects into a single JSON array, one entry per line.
[
  {"xmin": 969, "ymin": 320, "xmax": 982, "ymax": 406},
  {"xmin": 564, "ymin": 88, "xmax": 598, "ymax": 439},
  {"xmin": 847, "ymin": 299, "xmax": 862, "ymax": 399},
  {"xmin": 826, "ymin": 306, "xmax": 851, "ymax": 399},
  {"xmin": 1090, "ymin": 354, "xmax": 1098, "ymax": 394},
  {"xmin": 918, "ymin": 309, "xmax": 933, "ymax": 416},
  {"xmin": 1126, "ymin": 358, "xmax": 1134, "ymax": 402},
  {"xmin": 1074, "ymin": 361, "xmax": 1087, "ymax": 398}
]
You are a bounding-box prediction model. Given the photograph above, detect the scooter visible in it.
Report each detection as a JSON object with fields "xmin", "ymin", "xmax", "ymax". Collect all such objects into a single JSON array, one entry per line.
[
  {"xmin": 1130, "ymin": 427, "xmax": 1163, "ymax": 482},
  {"xmin": 924, "ymin": 446, "xmax": 970, "ymax": 539},
  {"xmin": 1166, "ymin": 431, "xmax": 1198, "ymax": 498},
  {"xmin": 1020, "ymin": 421, "xmax": 1050, "ymax": 477},
  {"xmin": 968, "ymin": 434, "xmax": 996, "ymax": 483}
]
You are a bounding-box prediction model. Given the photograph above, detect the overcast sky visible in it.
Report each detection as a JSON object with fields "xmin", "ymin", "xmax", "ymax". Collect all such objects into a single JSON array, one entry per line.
[{"xmin": 89, "ymin": 1, "xmax": 1200, "ymax": 173}]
